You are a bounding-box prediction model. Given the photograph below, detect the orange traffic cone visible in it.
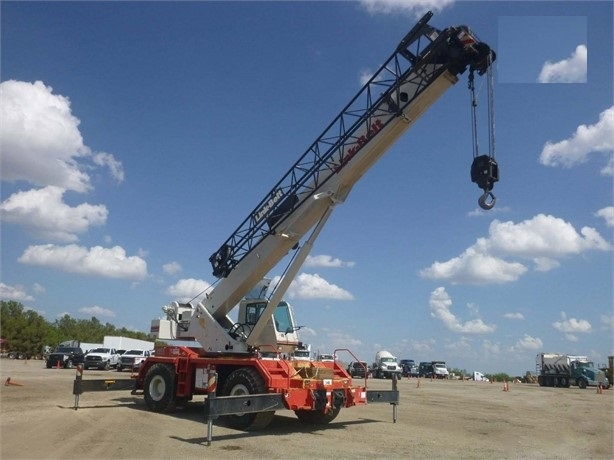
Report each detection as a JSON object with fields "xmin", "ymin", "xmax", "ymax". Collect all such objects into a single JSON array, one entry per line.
[
  {"xmin": 5, "ymin": 377, "xmax": 24, "ymax": 387},
  {"xmin": 597, "ymin": 384, "xmax": 603, "ymax": 394},
  {"xmin": 416, "ymin": 378, "xmax": 421, "ymax": 388},
  {"xmin": 56, "ymin": 360, "xmax": 61, "ymax": 369},
  {"xmin": 502, "ymin": 380, "xmax": 509, "ymax": 392}
]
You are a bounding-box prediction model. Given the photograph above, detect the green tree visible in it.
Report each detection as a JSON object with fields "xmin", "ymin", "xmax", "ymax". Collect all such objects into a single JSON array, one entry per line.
[
  {"xmin": 1, "ymin": 301, "xmax": 55, "ymax": 356},
  {"xmin": 2, "ymin": 301, "xmax": 152, "ymax": 354}
]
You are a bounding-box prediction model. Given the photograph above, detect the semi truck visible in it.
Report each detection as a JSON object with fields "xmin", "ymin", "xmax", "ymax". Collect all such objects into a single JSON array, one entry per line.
[
  {"xmin": 536, "ymin": 353, "xmax": 610, "ymax": 389},
  {"xmin": 432, "ymin": 361, "xmax": 450, "ymax": 379},
  {"xmin": 74, "ymin": 11, "xmax": 497, "ymax": 437},
  {"xmin": 373, "ymin": 351, "xmax": 402, "ymax": 379}
]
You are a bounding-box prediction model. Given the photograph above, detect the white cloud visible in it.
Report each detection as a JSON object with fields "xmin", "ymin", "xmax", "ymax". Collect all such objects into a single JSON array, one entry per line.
[
  {"xmin": 359, "ymin": 69, "xmax": 374, "ymax": 86},
  {"xmin": 482, "ymin": 339, "xmax": 501, "ymax": 354},
  {"xmin": 601, "ymin": 314, "xmax": 614, "ymax": 328},
  {"xmin": 503, "ymin": 312, "xmax": 525, "ymax": 320},
  {"xmin": 359, "ymin": 0, "xmax": 455, "ymax": 17},
  {"xmin": 92, "ymin": 152, "xmax": 125, "ymax": 183},
  {"xmin": 305, "ymin": 254, "xmax": 355, "ymax": 268},
  {"xmin": 429, "ymin": 287, "xmax": 496, "ymax": 334},
  {"xmin": 421, "ymin": 214, "xmax": 611, "ymax": 285},
  {"xmin": 421, "ymin": 248, "xmax": 527, "ymax": 284},
  {"xmin": 484, "ymin": 214, "xmax": 611, "ymax": 257},
  {"xmin": 78, "ymin": 305, "xmax": 116, "ymax": 318},
  {"xmin": 514, "ymin": 334, "xmax": 543, "ymax": 350},
  {"xmin": 0, "ymin": 186, "xmax": 108, "ymax": 242},
  {"xmin": 279, "ymin": 273, "xmax": 354, "ymax": 300},
  {"xmin": 538, "ymin": 44, "xmax": 587, "ymax": 83},
  {"xmin": 163, "ymin": 261, "xmax": 183, "ymax": 276},
  {"xmin": 0, "ymin": 283, "xmax": 34, "ymax": 302},
  {"xmin": 0, "ymin": 80, "xmax": 123, "ymax": 192},
  {"xmin": 18, "ymin": 244, "xmax": 147, "ymax": 280},
  {"xmin": 166, "ymin": 278, "xmax": 212, "ymax": 302},
  {"xmin": 595, "ymin": 206, "xmax": 614, "ymax": 227},
  {"xmin": 552, "ymin": 312, "xmax": 592, "ymax": 333},
  {"xmin": 326, "ymin": 330, "xmax": 363, "ymax": 349},
  {"xmin": 539, "ymin": 106, "xmax": 614, "ymax": 173}
]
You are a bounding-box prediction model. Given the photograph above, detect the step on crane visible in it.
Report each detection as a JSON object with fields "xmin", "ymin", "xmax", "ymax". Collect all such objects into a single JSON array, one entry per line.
[{"xmin": 73, "ymin": 11, "xmax": 498, "ymax": 442}]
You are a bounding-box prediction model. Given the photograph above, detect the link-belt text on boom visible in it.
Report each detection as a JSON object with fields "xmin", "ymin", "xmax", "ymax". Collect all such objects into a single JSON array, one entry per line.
[
  {"xmin": 335, "ymin": 118, "xmax": 384, "ymax": 173},
  {"xmin": 254, "ymin": 188, "xmax": 284, "ymax": 223}
]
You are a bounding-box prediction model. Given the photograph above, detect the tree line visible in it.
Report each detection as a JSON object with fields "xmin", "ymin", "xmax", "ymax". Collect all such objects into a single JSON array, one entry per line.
[{"xmin": 0, "ymin": 300, "xmax": 150, "ymax": 357}]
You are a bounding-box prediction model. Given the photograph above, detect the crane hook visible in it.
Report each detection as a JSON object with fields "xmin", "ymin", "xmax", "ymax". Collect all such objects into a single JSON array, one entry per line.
[{"xmin": 478, "ymin": 190, "xmax": 496, "ymax": 210}]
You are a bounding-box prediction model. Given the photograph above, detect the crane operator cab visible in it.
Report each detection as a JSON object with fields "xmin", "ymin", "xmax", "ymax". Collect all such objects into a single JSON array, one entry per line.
[
  {"xmin": 234, "ymin": 299, "xmax": 301, "ymax": 356},
  {"xmin": 151, "ymin": 292, "xmax": 302, "ymax": 356}
]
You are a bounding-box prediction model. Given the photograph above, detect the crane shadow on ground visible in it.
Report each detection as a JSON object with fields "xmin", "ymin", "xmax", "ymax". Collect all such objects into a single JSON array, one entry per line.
[
  {"xmin": 169, "ymin": 414, "xmax": 383, "ymax": 446},
  {"xmin": 61, "ymin": 393, "xmax": 386, "ymax": 445}
]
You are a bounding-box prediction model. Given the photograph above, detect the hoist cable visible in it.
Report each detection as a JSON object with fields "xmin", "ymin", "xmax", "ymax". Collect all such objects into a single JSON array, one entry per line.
[
  {"xmin": 468, "ymin": 70, "xmax": 480, "ymax": 159},
  {"xmin": 487, "ymin": 53, "xmax": 496, "ymax": 160}
]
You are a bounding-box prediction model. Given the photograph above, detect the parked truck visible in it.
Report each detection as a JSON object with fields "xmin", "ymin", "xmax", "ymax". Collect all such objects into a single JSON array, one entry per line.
[
  {"xmin": 373, "ymin": 351, "xmax": 402, "ymax": 379},
  {"xmin": 84, "ymin": 347, "xmax": 120, "ymax": 370},
  {"xmin": 432, "ymin": 361, "xmax": 449, "ymax": 379},
  {"xmin": 46, "ymin": 340, "xmax": 85, "ymax": 369},
  {"xmin": 536, "ymin": 353, "xmax": 610, "ymax": 389}
]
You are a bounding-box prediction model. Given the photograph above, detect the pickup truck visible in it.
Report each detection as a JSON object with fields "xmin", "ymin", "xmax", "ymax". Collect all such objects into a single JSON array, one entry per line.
[
  {"xmin": 46, "ymin": 346, "xmax": 85, "ymax": 369},
  {"xmin": 84, "ymin": 347, "xmax": 120, "ymax": 370},
  {"xmin": 116, "ymin": 349, "xmax": 152, "ymax": 372}
]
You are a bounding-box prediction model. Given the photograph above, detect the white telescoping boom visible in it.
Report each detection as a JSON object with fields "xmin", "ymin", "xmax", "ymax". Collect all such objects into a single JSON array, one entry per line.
[{"xmin": 158, "ymin": 11, "xmax": 498, "ymax": 355}]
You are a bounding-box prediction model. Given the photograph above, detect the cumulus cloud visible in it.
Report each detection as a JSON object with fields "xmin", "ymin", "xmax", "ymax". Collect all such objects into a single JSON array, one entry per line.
[
  {"xmin": 0, "ymin": 283, "xmax": 35, "ymax": 302},
  {"xmin": 18, "ymin": 244, "xmax": 147, "ymax": 280},
  {"xmin": 305, "ymin": 254, "xmax": 355, "ymax": 268},
  {"xmin": 538, "ymin": 45, "xmax": 587, "ymax": 83},
  {"xmin": 503, "ymin": 312, "xmax": 525, "ymax": 320},
  {"xmin": 360, "ymin": 0, "xmax": 455, "ymax": 17},
  {"xmin": 600, "ymin": 314, "xmax": 614, "ymax": 329},
  {"xmin": 166, "ymin": 278, "xmax": 212, "ymax": 302},
  {"xmin": 514, "ymin": 334, "xmax": 543, "ymax": 350},
  {"xmin": 421, "ymin": 248, "xmax": 527, "ymax": 285},
  {"xmin": 78, "ymin": 305, "xmax": 116, "ymax": 318},
  {"xmin": 0, "ymin": 80, "xmax": 124, "ymax": 191},
  {"xmin": 482, "ymin": 339, "xmax": 501, "ymax": 354},
  {"xmin": 595, "ymin": 206, "xmax": 614, "ymax": 227},
  {"xmin": 540, "ymin": 106, "xmax": 614, "ymax": 174},
  {"xmin": 552, "ymin": 312, "xmax": 592, "ymax": 333},
  {"xmin": 421, "ymin": 214, "xmax": 611, "ymax": 284},
  {"xmin": 0, "ymin": 186, "xmax": 108, "ymax": 242},
  {"xmin": 163, "ymin": 261, "xmax": 183, "ymax": 276},
  {"xmin": 429, "ymin": 287, "xmax": 496, "ymax": 334},
  {"xmin": 277, "ymin": 273, "xmax": 354, "ymax": 300},
  {"xmin": 326, "ymin": 330, "xmax": 363, "ymax": 349}
]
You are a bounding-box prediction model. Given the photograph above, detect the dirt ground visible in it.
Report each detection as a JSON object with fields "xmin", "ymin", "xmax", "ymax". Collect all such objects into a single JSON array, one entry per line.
[{"xmin": 1, "ymin": 358, "xmax": 612, "ymax": 459}]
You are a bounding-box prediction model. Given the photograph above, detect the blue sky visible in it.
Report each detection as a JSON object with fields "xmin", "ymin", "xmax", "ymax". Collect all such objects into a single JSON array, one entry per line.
[{"xmin": 1, "ymin": 1, "xmax": 612, "ymax": 376}]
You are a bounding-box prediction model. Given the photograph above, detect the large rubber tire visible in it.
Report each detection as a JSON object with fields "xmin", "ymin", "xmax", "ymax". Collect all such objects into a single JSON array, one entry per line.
[
  {"xmin": 65, "ymin": 359, "xmax": 74, "ymax": 369},
  {"xmin": 221, "ymin": 367, "xmax": 275, "ymax": 431},
  {"xmin": 295, "ymin": 406, "xmax": 341, "ymax": 425},
  {"xmin": 560, "ymin": 377, "xmax": 569, "ymax": 388},
  {"xmin": 144, "ymin": 363, "xmax": 177, "ymax": 412},
  {"xmin": 578, "ymin": 379, "xmax": 587, "ymax": 389},
  {"xmin": 103, "ymin": 361, "xmax": 110, "ymax": 371}
]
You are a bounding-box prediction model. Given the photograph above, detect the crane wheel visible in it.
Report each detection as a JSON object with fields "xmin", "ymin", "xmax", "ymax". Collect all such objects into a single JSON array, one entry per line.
[
  {"xmin": 295, "ymin": 406, "xmax": 341, "ymax": 425},
  {"xmin": 221, "ymin": 367, "xmax": 275, "ymax": 431},
  {"xmin": 144, "ymin": 363, "xmax": 177, "ymax": 412}
]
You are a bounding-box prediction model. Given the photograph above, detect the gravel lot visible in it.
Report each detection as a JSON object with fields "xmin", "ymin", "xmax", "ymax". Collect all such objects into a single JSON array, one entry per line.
[{"xmin": 1, "ymin": 358, "xmax": 612, "ymax": 459}]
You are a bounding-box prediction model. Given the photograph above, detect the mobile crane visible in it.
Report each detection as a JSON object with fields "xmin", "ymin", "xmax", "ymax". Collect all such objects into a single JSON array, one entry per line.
[{"xmin": 121, "ymin": 12, "xmax": 497, "ymax": 435}]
